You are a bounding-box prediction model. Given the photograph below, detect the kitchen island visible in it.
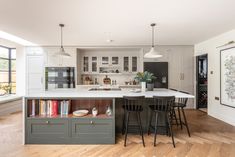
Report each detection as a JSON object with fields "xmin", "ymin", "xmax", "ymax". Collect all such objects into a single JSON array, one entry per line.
[{"xmin": 23, "ymin": 88, "xmax": 194, "ymax": 144}]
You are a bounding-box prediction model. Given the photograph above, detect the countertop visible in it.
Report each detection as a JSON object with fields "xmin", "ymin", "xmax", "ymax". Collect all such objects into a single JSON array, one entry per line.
[{"xmin": 25, "ymin": 88, "xmax": 195, "ymax": 99}]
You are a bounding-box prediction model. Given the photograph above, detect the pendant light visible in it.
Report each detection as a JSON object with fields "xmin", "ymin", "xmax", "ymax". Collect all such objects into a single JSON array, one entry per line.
[
  {"xmin": 144, "ymin": 23, "xmax": 162, "ymax": 58},
  {"xmin": 54, "ymin": 24, "xmax": 71, "ymax": 57}
]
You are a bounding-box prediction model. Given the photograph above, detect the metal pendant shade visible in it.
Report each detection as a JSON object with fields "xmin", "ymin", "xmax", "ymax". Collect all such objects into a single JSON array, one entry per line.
[
  {"xmin": 54, "ymin": 24, "xmax": 71, "ymax": 57},
  {"xmin": 144, "ymin": 23, "xmax": 162, "ymax": 58}
]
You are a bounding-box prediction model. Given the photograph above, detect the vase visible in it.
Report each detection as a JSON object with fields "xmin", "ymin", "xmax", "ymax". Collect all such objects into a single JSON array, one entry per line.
[
  {"xmin": 147, "ymin": 83, "xmax": 154, "ymax": 91},
  {"xmin": 141, "ymin": 82, "xmax": 146, "ymax": 92},
  {"xmin": 92, "ymin": 107, "xmax": 98, "ymax": 117}
]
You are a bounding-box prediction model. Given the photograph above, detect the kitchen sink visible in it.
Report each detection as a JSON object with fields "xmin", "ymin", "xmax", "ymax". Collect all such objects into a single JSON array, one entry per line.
[{"xmin": 88, "ymin": 88, "xmax": 121, "ymax": 91}]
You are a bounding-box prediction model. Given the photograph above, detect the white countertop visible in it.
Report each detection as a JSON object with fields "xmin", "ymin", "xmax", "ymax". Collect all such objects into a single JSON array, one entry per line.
[{"xmin": 25, "ymin": 88, "xmax": 194, "ymax": 99}]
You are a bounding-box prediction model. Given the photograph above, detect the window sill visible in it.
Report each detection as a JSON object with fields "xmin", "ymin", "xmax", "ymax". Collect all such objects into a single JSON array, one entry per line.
[{"xmin": 0, "ymin": 95, "xmax": 22, "ymax": 104}]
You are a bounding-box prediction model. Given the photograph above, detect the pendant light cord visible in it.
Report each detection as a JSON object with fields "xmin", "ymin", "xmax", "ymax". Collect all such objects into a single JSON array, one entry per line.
[
  {"xmin": 61, "ymin": 25, "xmax": 63, "ymax": 48},
  {"xmin": 59, "ymin": 24, "xmax": 64, "ymax": 49},
  {"xmin": 150, "ymin": 23, "xmax": 156, "ymax": 48}
]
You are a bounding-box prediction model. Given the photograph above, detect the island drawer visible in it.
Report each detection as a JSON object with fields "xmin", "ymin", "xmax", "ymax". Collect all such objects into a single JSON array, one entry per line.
[
  {"xmin": 71, "ymin": 119, "xmax": 114, "ymax": 139},
  {"xmin": 26, "ymin": 119, "xmax": 69, "ymax": 143}
]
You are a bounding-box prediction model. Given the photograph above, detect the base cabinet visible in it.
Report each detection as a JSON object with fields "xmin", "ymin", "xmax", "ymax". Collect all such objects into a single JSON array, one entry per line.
[
  {"xmin": 25, "ymin": 98, "xmax": 115, "ymax": 144},
  {"xmin": 26, "ymin": 118, "xmax": 115, "ymax": 144},
  {"xmin": 26, "ymin": 119, "xmax": 70, "ymax": 144},
  {"xmin": 71, "ymin": 119, "xmax": 114, "ymax": 144}
]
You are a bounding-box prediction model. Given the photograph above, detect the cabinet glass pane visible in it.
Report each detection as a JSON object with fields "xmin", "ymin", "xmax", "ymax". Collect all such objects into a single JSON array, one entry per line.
[
  {"xmin": 112, "ymin": 57, "xmax": 118, "ymax": 65},
  {"xmin": 83, "ymin": 57, "xmax": 89, "ymax": 72},
  {"xmin": 92, "ymin": 57, "xmax": 97, "ymax": 72},
  {"xmin": 123, "ymin": 57, "xmax": 129, "ymax": 72},
  {"xmin": 102, "ymin": 57, "xmax": 109, "ymax": 65},
  {"xmin": 132, "ymin": 57, "xmax": 137, "ymax": 72}
]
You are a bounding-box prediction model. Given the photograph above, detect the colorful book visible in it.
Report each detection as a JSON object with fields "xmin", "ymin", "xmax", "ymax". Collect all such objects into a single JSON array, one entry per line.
[
  {"xmin": 51, "ymin": 100, "xmax": 58, "ymax": 116},
  {"xmin": 31, "ymin": 100, "xmax": 36, "ymax": 116},
  {"xmin": 40, "ymin": 100, "xmax": 47, "ymax": 116}
]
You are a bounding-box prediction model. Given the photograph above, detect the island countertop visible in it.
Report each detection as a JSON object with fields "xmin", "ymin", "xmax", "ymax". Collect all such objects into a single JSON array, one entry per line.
[{"xmin": 24, "ymin": 88, "xmax": 194, "ymax": 99}]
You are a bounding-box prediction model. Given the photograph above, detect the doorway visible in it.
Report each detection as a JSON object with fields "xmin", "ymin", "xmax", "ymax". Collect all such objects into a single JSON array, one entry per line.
[{"xmin": 196, "ymin": 54, "xmax": 208, "ymax": 112}]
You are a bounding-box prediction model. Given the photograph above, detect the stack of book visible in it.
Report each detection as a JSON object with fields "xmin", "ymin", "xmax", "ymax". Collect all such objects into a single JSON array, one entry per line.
[
  {"xmin": 39, "ymin": 100, "xmax": 58, "ymax": 116},
  {"xmin": 60, "ymin": 100, "xmax": 70, "ymax": 116}
]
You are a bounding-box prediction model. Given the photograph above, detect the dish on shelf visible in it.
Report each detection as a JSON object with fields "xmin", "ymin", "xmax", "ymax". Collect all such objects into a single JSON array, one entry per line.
[
  {"xmin": 130, "ymin": 89, "xmax": 141, "ymax": 93},
  {"xmin": 73, "ymin": 110, "xmax": 89, "ymax": 117}
]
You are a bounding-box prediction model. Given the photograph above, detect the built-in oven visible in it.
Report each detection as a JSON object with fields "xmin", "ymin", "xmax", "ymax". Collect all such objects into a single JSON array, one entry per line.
[{"xmin": 45, "ymin": 67, "xmax": 75, "ymax": 90}]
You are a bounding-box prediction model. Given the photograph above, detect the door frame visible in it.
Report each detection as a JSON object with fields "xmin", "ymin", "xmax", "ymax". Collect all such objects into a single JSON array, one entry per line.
[{"xmin": 196, "ymin": 54, "xmax": 208, "ymax": 110}]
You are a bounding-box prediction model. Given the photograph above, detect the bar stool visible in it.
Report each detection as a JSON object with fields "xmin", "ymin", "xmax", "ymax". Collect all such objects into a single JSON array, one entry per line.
[
  {"xmin": 173, "ymin": 91, "xmax": 191, "ymax": 137},
  {"xmin": 122, "ymin": 96, "xmax": 145, "ymax": 147},
  {"xmin": 147, "ymin": 96, "xmax": 176, "ymax": 147}
]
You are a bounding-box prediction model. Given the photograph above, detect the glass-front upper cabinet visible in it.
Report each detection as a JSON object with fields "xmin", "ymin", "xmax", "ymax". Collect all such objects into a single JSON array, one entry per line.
[
  {"xmin": 123, "ymin": 57, "xmax": 129, "ymax": 72},
  {"xmin": 101, "ymin": 57, "xmax": 109, "ymax": 65},
  {"xmin": 132, "ymin": 56, "xmax": 137, "ymax": 72},
  {"xmin": 83, "ymin": 56, "xmax": 89, "ymax": 72},
  {"xmin": 112, "ymin": 57, "xmax": 119, "ymax": 65},
  {"xmin": 91, "ymin": 57, "xmax": 98, "ymax": 72}
]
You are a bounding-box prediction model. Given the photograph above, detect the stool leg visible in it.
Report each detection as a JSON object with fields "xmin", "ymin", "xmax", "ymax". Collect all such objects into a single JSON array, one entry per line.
[
  {"xmin": 154, "ymin": 112, "xmax": 159, "ymax": 147},
  {"xmin": 147, "ymin": 110, "xmax": 153, "ymax": 135},
  {"xmin": 177, "ymin": 107, "xmax": 183, "ymax": 129},
  {"xmin": 181, "ymin": 107, "xmax": 191, "ymax": 137},
  {"xmin": 124, "ymin": 112, "xmax": 130, "ymax": 147},
  {"xmin": 167, "ymin": 113, "xmax": 175, "ymax": 148},
  {"xmin": 173, "ymin": 109, "xmax": 179, "ymax": 126},
  {"xmin": 137, "ymin": 112, "xmax": 145, "ymax": 147}
]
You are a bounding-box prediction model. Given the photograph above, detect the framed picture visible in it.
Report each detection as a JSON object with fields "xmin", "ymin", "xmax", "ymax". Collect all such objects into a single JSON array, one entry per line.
[{"xmin": 220, "ymin": 46, "xmax": 235, "ymax": 108}]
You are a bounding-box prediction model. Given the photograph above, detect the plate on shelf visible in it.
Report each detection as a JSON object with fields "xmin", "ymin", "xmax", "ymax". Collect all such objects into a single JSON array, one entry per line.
[
  {"xmin": 130, "ymin": 89, "xmax": 141, "ymax": 93},
  {"xmin": 73, "ymin": 110, "xmax": 89, "ymax": 117}
]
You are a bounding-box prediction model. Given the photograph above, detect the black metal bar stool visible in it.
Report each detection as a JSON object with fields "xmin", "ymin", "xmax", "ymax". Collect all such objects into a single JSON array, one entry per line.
[
  {"xmin": 173, "ymin": 91, "xmax": 191, "ymax": 137},
  {"xmin": 147, "ymin": 96, "xmax": 176, "ymax": 147},
  {"xmin": 122, "ymin": 96, "xmax": 145, "ymax": 147}
]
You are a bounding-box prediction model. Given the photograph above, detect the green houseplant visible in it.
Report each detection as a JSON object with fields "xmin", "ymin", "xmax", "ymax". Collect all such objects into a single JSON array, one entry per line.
[{"xmin": 135, "ymin": 71, "xmax": 156, "ymax": 91}]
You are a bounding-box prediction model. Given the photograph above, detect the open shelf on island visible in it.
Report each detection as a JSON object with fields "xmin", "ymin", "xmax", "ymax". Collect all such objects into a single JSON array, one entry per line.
[
  {"xmin": 27, "ymin": 113, "xmax": 113, "ymax": 119},
  {"xmin": 26, "ymin": 98, "xmax": 114, "ymax": 118}
]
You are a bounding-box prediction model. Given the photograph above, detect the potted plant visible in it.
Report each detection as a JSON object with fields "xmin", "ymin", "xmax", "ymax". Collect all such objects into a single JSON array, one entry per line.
[
  {"xmin": 146, "ymin": 72, "xmax": 156, "ymax": 91},
  {"xmin": 135, "ymin": 71, "xmax": 156, "ymax": 92}
]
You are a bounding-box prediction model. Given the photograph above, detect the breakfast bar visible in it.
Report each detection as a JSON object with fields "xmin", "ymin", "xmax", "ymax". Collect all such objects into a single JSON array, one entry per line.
[{"xmin": 24, "ymin": 88, "xmax": 194, "ymax": 144}]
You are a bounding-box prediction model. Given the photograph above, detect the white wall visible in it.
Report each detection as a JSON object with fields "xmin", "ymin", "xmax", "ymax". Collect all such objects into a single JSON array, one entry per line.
[
  {"xmin": 0, "ymin": 38, "xmax": 25, "ymax": 96},
  {"xmin": 195, "ymin": 29, "xmax": 235, "ymax": 126}
]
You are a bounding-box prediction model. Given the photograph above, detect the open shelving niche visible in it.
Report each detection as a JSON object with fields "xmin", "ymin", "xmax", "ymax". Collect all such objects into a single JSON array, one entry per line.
[{"xmin": 26, "ymin": 98, "xmax": 115, "ymax": 119}]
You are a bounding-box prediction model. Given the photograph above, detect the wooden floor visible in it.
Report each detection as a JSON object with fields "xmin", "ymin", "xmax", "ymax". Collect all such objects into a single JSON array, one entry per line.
[{"xmin": 0, "ymin": 110, "xmax": 235, "ymax": 157}]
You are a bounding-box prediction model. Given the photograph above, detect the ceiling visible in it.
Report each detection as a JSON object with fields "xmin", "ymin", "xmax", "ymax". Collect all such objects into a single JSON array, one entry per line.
[{"xmin": 0, "ymin": 0, "xmax": 235, "ymax": 46}]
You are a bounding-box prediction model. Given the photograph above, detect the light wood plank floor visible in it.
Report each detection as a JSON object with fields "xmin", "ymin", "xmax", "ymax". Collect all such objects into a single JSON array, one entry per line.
[{"xmin": 0, "ymin": 110, "xmax": 234, "ymax": 157}]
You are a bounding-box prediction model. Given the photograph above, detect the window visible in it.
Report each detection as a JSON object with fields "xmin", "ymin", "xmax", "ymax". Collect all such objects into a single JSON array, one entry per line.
[{"xmin": 0, "ymin": 46, "xmax": 16, "ymax": 94}]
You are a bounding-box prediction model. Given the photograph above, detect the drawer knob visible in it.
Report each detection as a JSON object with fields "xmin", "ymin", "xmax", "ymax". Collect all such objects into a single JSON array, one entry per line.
[
  {"xmin": 46, "ymin": 121, "xmax": 49, "ymax": 124},
  {"xmin": 90, "ymin": 121, "xmax": 93, "ymax": 124}
]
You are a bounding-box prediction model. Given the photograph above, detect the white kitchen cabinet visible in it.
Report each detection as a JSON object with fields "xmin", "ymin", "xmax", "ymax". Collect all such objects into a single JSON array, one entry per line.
[
  {"xmin": 122, "ymin": 56, "xmax": 139, "ymax": 73},
  {"xmin": 26, "ymin": 56, "xmax": 44, "ymax": 94},
  {"xmin": 91, "ymin": 56, "xmax": 98, "ymax": 73}
]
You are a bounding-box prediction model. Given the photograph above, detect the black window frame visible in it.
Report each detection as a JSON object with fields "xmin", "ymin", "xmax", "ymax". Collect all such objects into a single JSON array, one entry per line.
[{"xmin": 0, "ymin": 45, "xmax": 16, "ymax": 94}]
